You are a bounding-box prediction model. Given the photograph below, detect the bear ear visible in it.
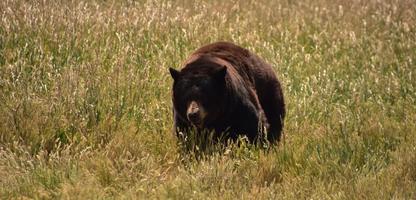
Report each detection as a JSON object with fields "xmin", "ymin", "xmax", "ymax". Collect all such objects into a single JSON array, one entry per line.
[
  {"xmin": 169, "ymin": 67, "xmax": 180, "ymax": 81},
  {"xmin": 214, "ymin": 66, "xmax": 227, "ymax": 80}
]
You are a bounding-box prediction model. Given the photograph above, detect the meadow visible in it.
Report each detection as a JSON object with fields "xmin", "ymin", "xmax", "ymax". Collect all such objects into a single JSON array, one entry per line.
[{"xmin": 0, "ymin": 0, "xmax": 415, "ymax": 199}]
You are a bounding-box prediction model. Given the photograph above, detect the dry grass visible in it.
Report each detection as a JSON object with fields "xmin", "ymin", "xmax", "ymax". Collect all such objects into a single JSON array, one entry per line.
[{"xmin": 1, "ymin": 0, "xmax": 415, "ymax": 199}]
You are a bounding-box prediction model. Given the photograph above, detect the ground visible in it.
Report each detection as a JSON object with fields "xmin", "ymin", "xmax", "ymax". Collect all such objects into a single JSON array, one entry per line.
[{"xmin": 0, "ymin": 0, "xmax": 415, "ymax": 199}]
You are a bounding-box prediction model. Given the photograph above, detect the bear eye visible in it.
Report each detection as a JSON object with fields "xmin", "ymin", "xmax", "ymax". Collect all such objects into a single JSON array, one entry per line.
[{"xmin": 176, "ymin": 79, "xmax": 191, "ymax": 90}]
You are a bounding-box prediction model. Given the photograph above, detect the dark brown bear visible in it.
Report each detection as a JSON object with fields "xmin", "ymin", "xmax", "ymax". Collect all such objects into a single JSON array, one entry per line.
[{"xmin": 169, "ymin": 42, "xmax": 285, "ymax": 143}]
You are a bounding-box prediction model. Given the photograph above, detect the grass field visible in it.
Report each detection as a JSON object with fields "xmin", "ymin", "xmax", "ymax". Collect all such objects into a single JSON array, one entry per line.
[{"xmin": 1, "ymin": 0, "xmax": 415, "ymax": 199}]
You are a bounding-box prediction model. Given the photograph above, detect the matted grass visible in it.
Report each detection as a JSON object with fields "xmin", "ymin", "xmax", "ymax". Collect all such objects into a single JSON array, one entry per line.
[{"xmin": 1, "ymin": 0, "xmax": 415, "ymax": 199}]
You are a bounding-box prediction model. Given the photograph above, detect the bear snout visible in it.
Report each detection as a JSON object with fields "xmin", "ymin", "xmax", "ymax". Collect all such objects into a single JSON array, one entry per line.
[{"xmin": 187, "ymin": 101, "xmax": 206, "ymax": 127}]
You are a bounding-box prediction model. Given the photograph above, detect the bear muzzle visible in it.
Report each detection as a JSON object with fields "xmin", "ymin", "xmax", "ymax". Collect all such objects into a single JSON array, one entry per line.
[{"xmin": 187, "ymin": 101, "xmax": 206, "ymax": 127}]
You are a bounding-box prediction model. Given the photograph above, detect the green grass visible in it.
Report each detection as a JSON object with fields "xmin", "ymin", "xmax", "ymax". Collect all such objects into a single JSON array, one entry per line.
[{"xmin": 1, "ymin": 0, "xmax": 415, "ymax": 199}]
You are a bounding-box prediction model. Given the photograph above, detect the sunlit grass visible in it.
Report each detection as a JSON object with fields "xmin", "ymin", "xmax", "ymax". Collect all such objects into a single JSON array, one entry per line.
[{"xmin": 1, "ymin": 0, "xmax": 415, "ymax": 199}]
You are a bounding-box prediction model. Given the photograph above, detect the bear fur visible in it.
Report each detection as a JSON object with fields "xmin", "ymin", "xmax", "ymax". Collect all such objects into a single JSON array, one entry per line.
[{"xmin": 169, "ymin": 41, "xmax": 285, "ymax": 143}]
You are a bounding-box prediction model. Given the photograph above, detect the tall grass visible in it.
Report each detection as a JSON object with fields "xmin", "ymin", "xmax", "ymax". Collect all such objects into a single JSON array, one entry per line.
[{"xmin": 1, "ymin": 0, "xmax": 415, "ymax": 199}]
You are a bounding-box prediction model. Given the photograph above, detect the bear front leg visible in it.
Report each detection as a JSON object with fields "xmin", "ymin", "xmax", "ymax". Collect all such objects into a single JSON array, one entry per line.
[
  {"xmin": 230, "ymin": 103, "xmax": 262, "ymax": 142},
  {"xmin": 173, "ymin": 111, "xmax": 190, "ymax": 138}
]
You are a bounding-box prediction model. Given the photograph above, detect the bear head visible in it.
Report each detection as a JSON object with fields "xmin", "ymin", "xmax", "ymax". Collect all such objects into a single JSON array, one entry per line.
[{"xmin": 169, "ymin": 59, "xmax": 227, "ymax": 129}]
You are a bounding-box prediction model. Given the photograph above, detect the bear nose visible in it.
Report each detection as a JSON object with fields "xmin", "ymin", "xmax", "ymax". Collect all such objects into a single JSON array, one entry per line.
[{"xmin": 187, "ymin": 110, "xmax": 200, "ymax": 123}]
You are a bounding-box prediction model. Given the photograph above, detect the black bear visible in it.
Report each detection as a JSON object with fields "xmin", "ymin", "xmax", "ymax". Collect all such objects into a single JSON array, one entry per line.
[{"xmin": 169, "ymin": 42, "xmax": 285, "ymax": 144}]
